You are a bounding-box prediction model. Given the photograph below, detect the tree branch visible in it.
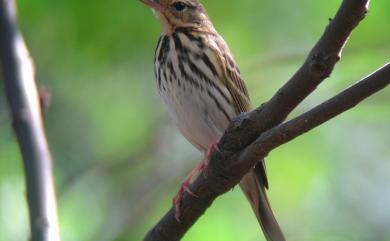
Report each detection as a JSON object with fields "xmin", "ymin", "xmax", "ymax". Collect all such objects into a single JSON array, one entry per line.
[
  {"xmin": 143, "ymin": 0, "xmax": 373, "ymax": 240},
  {"xmin": 239, "ymin": 63, "xmax": 390, "ymax": 167},
  {"xmin": 144, "ymin": 62, "xmax": 389, "ymax": 241},
  {"xmin": 0, "ymin": 1, "xmax": 61, "ymax": 240}
]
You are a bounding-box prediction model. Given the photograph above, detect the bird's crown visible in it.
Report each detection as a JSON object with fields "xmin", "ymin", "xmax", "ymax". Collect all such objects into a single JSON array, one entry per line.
[{"xmin": 141, "ymin": 0, "xmax": 213, "ymax": 34}]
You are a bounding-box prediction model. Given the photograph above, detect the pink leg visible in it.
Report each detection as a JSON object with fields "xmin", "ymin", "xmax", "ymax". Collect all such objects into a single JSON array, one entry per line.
[
  {"xmin": 172, "ymin": 143, "xmax": 219, "ymax": 221},
  {"xmin": 202, "ymin": 143, "xmax": 218, "ymax": 172}
]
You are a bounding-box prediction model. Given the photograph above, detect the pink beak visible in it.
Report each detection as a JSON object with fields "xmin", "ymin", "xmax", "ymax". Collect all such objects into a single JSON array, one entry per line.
[{"xmin": 140, "ymin": 0, "xmax": 163, "ymax": 11}]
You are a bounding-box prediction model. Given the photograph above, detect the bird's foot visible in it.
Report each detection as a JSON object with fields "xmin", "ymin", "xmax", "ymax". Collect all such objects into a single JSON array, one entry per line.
[
  {"xmin": 172, "ymin": 178, "xmax": 198, "ymax": 221},
  {"xmin": 172, "ymin": 143, "xmax": 219, "ymax": 221}
]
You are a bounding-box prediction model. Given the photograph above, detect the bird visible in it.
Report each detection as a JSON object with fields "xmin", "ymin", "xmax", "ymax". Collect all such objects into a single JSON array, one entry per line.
[{"xmin": 140, "ymin": 0, "xmax": 286, "ymax": 240}]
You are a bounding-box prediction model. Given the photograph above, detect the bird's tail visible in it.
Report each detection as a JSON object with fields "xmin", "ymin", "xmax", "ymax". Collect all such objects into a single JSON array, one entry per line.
[{"xmin": 239, "ymin": 166, "xmax": 286, "ymax": 241}]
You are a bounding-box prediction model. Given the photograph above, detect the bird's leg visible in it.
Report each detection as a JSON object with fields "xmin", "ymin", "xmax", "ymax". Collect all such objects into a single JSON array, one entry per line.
[
  {"xmin": 172, "ymin": 143, "xmax": 219, "ymax": 221},
  {"xmin": 198, "ymin": 142, "xmax": 218, "ymax": 175}
]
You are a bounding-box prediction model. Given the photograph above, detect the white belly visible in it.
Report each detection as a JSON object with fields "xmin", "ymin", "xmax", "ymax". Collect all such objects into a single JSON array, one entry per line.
[{"xmin": 159, "ymin": 78, "xmax": 235, "ymax": 151}]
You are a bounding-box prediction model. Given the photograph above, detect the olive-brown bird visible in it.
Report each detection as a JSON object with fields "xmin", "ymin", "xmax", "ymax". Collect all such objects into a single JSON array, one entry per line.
[{"xmin": 141, "ymin": 0, "xmax": 285, "ymax": 240}]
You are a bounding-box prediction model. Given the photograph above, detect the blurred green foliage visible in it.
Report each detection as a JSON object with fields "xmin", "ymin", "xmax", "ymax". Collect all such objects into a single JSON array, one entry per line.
[{"xmin": 0, "ymin": 0, "xmax": 389, "ymax": 241}]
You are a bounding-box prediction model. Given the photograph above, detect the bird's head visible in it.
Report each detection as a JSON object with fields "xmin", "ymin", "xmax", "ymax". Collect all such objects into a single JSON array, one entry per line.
[{"xmin": 141, "ymin": 0, "xmax": 212, "ymax": 34}]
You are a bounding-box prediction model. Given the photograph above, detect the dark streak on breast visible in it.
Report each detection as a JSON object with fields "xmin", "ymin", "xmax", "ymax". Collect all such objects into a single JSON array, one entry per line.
[{"xmin": 157, "ymin": 35, "xmax": 170, "ymax": 67}]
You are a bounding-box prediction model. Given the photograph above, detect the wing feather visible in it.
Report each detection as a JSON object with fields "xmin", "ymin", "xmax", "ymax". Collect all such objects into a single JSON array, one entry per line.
[{"xmin": 212, "ymin": 35, "xmax": 251, "ymax": 113}]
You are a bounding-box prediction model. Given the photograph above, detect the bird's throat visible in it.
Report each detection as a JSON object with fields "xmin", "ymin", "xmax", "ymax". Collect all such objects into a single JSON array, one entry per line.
[{"xmin": 154, "ymin": 11, "xmax": 174, "ymax": 34}]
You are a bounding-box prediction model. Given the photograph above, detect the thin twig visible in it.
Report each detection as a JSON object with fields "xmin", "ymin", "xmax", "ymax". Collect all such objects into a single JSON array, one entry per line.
[{"xmin": 0, "ymin": 1, "xmax": 61, "ymax": 240}]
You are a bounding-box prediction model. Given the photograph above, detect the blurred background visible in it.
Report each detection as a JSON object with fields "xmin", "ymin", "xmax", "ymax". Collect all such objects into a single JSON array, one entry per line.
[{"xmin": 0, "ymin": 0, "xmax": 389, "ymax": 240}]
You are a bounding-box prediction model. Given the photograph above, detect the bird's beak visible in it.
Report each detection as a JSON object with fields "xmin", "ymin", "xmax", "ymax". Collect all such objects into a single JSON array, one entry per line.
[{"xmin": 140, "ymin": 0, "xmax": 163, "ymax": 11}]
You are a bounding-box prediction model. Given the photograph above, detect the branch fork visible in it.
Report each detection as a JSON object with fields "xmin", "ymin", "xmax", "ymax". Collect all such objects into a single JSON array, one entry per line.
[{"xmin": 142, "ymin": 1, "xmax": 389, "ymax": 240}]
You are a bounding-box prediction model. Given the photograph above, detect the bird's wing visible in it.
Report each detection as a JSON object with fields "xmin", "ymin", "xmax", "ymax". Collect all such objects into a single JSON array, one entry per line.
[{"xmin": 213, "ymin": 36, "xmax": 251, "ymax": 113}]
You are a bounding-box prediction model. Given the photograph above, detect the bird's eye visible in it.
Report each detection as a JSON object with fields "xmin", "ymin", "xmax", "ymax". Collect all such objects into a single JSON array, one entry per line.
[{"xmin": 172, "ymin": 2, "xmax": 187, "ymax": 12}]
